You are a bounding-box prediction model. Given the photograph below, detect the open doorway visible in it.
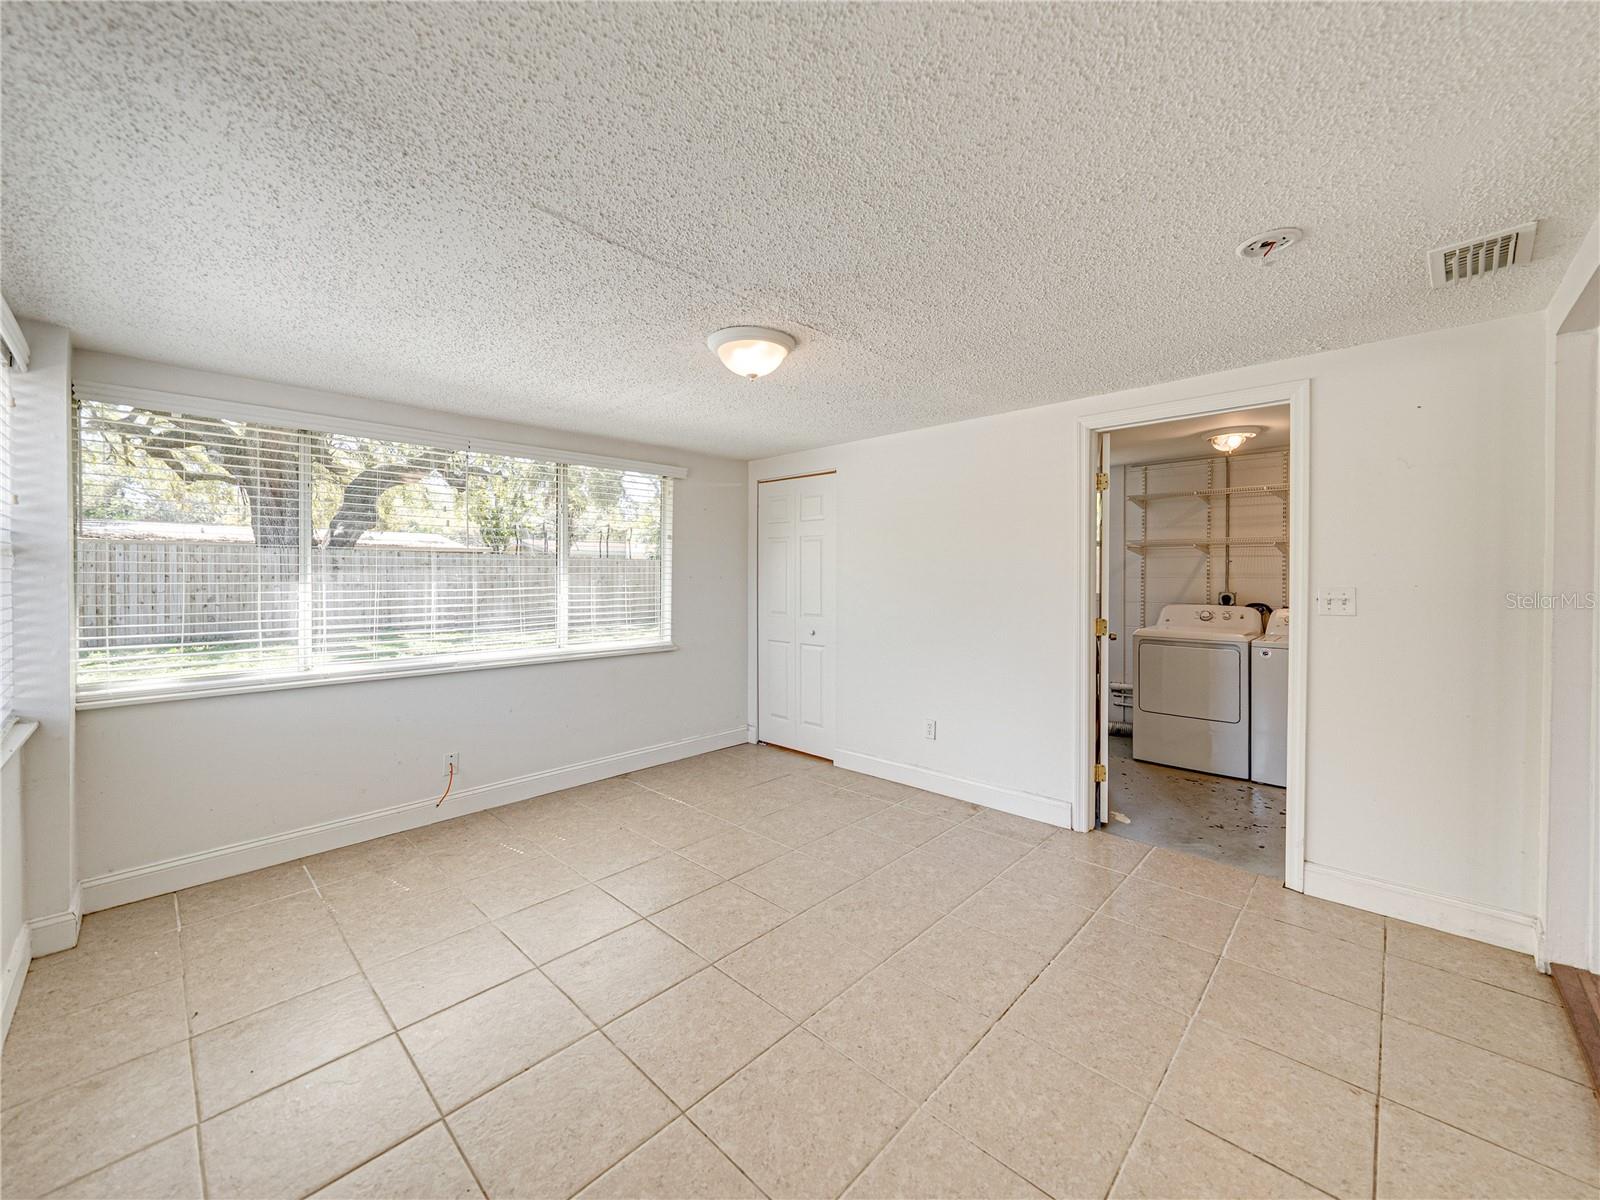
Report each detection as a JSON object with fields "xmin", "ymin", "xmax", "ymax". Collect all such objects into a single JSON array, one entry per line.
[{"xmin": 1091, "ymin": 401, "xmax": 1299, "ymax": 880}]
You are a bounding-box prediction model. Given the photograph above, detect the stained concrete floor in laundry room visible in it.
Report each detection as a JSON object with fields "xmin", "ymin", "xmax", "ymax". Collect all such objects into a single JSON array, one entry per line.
[
  {"xmin": 1108, "ymin": 735, "xmax": 1287, "ymax": 878},
  {"xmin": 2, "ymin": 744, "xmax": 1596, "ymax": 1199}
]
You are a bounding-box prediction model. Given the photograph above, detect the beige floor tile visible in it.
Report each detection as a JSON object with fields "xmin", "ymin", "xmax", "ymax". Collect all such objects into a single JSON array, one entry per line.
[
  {"xmin": 920, "ymin": 826, "xmax": 1033, "ymax": 876},
  {"xmin": 733, "ymin": 850, "xmax": 856, "ymax": 912},
  {"xmin": 811, "ymin": 876, "xmax": 946, "ymax": 958},
  {"xmin": 495, "ymin": 884, "xmax": 638, "ymax": 963},
  {"xmin": 806, "ymin": 966, "xmax": 992, "ymax": 1100},
  {"xmin": 1380, "ymin": 1017, "xmax": 1600, "ymax": 1186},
  {"xmin": 720, "ymin": 911, "xmax": 881, "ymax": 1019},
  {"xmin": 950, "ymin": 876, "xmax": 1094, "ymax": 956},
  {"xmin": 604, "ymin": 787, "xmax": 704, "ymax": 830},
  {"xmin": 743, "ymin": 772, "xmax": 853, "ymax": 813},
  {"xmin": 327, "ymin": 885, "xmax": 487, "ymax": 969},
  {"xmin": 687, "ymin": 782, "xmax": 801, "ymax": 825},
  {"xmin": 1384, "ymin": 955, "xmax": 1587, "ymax": 1082},
  {"xmin": 0, "ymin": 1044, "xmax": 195, "ymax": 1198},
  {"xmin": 1047, "ymin": 912, "xmax": 1218, "ymax": 1014},
  {"xmin": 200, "ymin": 1036, "xmax": 436, "ymax": 1199},
  {"xmin": 1225, "ymin": 913, "xmax": 1383, "ymax": 1009},
  {"xmin": 310, "ymin": 1123, "xmax": 484, "ymax": 1199},
  {"xmin": 870, "ymin": 849, "xmax": 1000, "ymax": 911},
  {"xmin": 887, "ymin": 916, "xmax": 1050, "ymax": 1019},
  {"xmin": 496, "ymin": 798, "xmax": 622, "ymax": 844},
  {"xmin": 1111, "ymin": 1106, "xmax": 1324, "ymax": 1199},
  {"xmin": 578, "ymin": 1117, "xmax": 761, "ymax": 1199},
  {"xmin": 448, "ymin": 1033, "xmax": 675, "ymax": 1199},
  {"xmin": 1041, "ymin": 829, "xmax": 1151, "ymax": 873},
  {"xmin": 46, "ymin": 1128, "xmax": 203, "ymax": 1200},
  {"xmin": 1001, "ymin": 968, "xmax": 1188, "ymax": 1097},
  {"xmin": 690, "ymin": 1029, "xmax": 914, "ymax": 1199},
  {"xmin": 796, "ymin": 825, "xmax": 910, "ymax": 878},
  {"xmin": 401, "ymin": 970, "xmax": 593, "ymax": 1112},
  {"xmin": 543, "ymin": 921, "xmax": 705, "ymax": 1023},
  {"xmin": 176, "ymin": 861, "xmax": 313, "ymax": 925},
  {"xmin": 366, "ymin": 924, "xmax": 532, "ymax": 1028},
  {"xmin": 896, "ymin": 790, "xmax": 983, "ymax": 821},
  {"xmin": 1157, "ymin": 1022, "xmax": 1375, "ymax": 1199},
  {"xmin": 605, "ymin": 968, "xmax": 792, "ymax": 1106},
  {"xmin": 317, "ymin": 856, "xmax": 458, "ymax": 911},
  {"xmin": 1000, "ymin": 847, "xmax": 1125, "ymax": 909},
  {"xmin": 835, "ymin": 774, "xmax": 936, "ymax": 804},
  {"xmin": 455, "ymin": 852, "xmax": 585, "ymax": 919},
  {"xmin": 743, "ymin": 795, "xmax": 867, "ymax": 847},
  {"xmin": 1376, "ymin": 1100, "xmax": 1599, "ymax": 1200},
  {"xmin": 964, "ymin": 808, "xmax": 1059, "ymax": 845},
  {"xmin": 599, "ymin": 853, "xmax": 724, "ymax": 915},
  {"xmin": 2, "ymin": 977, "xmax": 187, "ymax": 1112},
  {"xmin": 544, "ymin": 826, "xmax": 666, "ymax": 881},
  {"xmin": 845, "ymin": 1110, "xmax": 1046, "ymax": 1199},
  {"xmin": 620, "ymin": 802, "xmax": 733, "ymax": 851},
  {"xmin": 423, "ymin": 838, "xmax": 543, "ymax": 888},
  {"xmin": 301, "ymin": 832, "xmax": 424, "ymax": 888},
  {"xmin": 853, "ymin": 805, "xmax": 958, "ymax": 846},
  {"xmin": 192, "ymin": 975, "xmax": 392, "ymax": 1118},
  {"xmin": 930, "ymin": 1027, "xmax": 1147, "ymax": 1199},
  {"xmin": 1198, "ymin": 958, "xmax": 1380, "ymax": 1090},
  {"xmin": 18, "ymin": 929, "xmax": 182, "ymax": 1018},
  {"xmin": 649, "ymin": 882, "xmax": 788, "ymax": 960},
  {"xmin": 1130, "ymin": 846, "xmax": 1257, "ymax": 906},
  {"xmin": 1101, "ymin": 876, "xmax": 1241, "ymax": 953},
  {"xmin": 182, "ymin": 891, "xmax": 359, "ymax": 1033},
  {"xmin": 404, "ymin": 811, "xmax": 508, "ymax": 855},
  {"xmin": 1245, "ymin": 878, "xmax": 1384, "ymax": 950},
  {"xmin": 74, "ymin": 895, "xmax": 178, "ymax": 952},
  {"xmin": 634, "ymin": 767, "xmax": 747, "ymax": 812},
  {"xmin": 679, "ymin": 827, "xmax": 790, "ymax": 877},
  {"xmin": 1385, "ymin": 918, "xmax": 1560, "ymax": 1004}
]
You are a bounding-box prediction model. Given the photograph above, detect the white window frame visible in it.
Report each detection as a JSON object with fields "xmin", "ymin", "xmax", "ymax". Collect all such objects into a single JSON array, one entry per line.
[{"xmin": 71, "ymin": 382, "xmax": 684, "ymax": 709}]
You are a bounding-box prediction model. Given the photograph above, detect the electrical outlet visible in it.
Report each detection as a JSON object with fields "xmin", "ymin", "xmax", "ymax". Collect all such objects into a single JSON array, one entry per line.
[
  {"xmin": 443, "ymin": 752, "xmax": 460, "ymax": 774},
  {"xmin": 1315, "ymin": 588, "xmax": 1357, "ymax": 616},
  {"xmin": 924, "ymin": 719, "xmax": 937, "ymax": 740}
]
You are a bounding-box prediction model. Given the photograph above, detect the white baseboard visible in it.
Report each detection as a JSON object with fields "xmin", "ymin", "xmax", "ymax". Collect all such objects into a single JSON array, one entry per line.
[
  {"xmin": 830, "ymin": 750, "xmax": 1073, "ymax": 829},
  {"xmin": 2, "ymin": 922, "xmax": 32, "ymax": 1042},
  {"xmin": 79, "ymin": 727, "xmax": 748, "ymax": 915},
  {"xmin": 1302, "ymin": 862, "xmax": 1540, "ymax": 958},
  {"xmin": 26, "ymin": 885, "xmax": 82, "ymax": 957}
]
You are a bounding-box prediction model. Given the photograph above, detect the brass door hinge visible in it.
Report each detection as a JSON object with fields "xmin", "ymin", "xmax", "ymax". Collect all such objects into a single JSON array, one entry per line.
[
  {"xmin": 1094, "ymin": 472, "xmax": 1110, "ymax": 492},
  {"xmin": 1093, "ymin": 763, "xmax": 1107, "ymax": 783},
  {"xmin": 1094, "ymin": 617, "xmax": 1109, "ymax": 637}
]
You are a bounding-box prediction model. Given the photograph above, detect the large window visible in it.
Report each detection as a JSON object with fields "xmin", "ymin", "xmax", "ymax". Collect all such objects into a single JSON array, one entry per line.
[{"xmin": 74, "ymin": 392, "xmax": 674, "ymax": 701}]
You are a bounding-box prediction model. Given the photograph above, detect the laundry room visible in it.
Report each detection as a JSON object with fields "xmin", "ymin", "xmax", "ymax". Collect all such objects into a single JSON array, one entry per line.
[{"xmin": 1099, "ymin": 403, "xmax": 1293, "ymax": 879}]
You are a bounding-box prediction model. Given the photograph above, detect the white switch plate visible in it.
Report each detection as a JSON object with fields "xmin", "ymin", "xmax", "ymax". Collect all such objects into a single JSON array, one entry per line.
[
  {"xmin": 1315, "ymin": 587, "xmax": 1357, "ymax": 616},
  {"xmin": 923, "ymin": 719, "xmax": 937, "ymax": 740}
]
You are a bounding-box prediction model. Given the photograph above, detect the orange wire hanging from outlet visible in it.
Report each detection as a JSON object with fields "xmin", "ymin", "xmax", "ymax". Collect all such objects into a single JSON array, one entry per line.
[{"xmin": 435, "ymin": 762, "xmax": 455, "ymax": 808}]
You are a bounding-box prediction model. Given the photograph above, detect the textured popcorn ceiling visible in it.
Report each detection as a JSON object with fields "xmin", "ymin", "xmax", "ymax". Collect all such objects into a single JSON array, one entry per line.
[{"xmin": 2, "ymin": 3, "xmax": 1596, "ymax": 459}]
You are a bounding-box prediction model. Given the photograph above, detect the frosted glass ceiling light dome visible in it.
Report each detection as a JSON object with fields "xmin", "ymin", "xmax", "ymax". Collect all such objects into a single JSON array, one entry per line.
[
  {"xmin": 708, "ymin": 326, "xmax": 795, "ymax": 380},
  {"xmin": 1206, "ymin": 426, "xmax": 1262, "ymax": 454}
]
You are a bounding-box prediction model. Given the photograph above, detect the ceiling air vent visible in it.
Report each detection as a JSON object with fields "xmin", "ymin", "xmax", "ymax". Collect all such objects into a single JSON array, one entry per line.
[{"xmin": 1427, "ymin": 222, "xmax": 1537, "ymax": 289}]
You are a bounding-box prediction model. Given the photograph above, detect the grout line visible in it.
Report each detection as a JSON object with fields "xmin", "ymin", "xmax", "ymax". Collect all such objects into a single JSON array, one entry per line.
[{"xmin": 1371, "ymin": 919, "xmax": 1386, "ymax": 1199}]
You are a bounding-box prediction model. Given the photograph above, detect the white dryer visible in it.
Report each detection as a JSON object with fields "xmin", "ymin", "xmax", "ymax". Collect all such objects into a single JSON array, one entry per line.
[
  {"xmin": 1132, "ymin": 604, "xmax": 1263, "ymax": 779},
  {"xmin": 1250, "ymin": 608, "xmax": 1290, "ymax": 787}
]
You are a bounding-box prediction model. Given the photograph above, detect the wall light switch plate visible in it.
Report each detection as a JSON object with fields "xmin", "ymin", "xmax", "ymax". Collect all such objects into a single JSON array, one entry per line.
[
  {"xmin": 923, "ymin": 719, "xmax": 937, "ymax": 740},
  {"xmin": 1315, "ymin": 587, "xmax": 1356, "ymax": 616}
]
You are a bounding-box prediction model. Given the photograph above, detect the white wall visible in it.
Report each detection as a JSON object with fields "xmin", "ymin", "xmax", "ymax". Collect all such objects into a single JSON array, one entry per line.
[
  {"xmin": 750, "ymin": 314, "xmax": 1550, "ymax": 945},
  {"xmin": 69, "ymin": 354, "xmax": 749, "ymax": 909}
]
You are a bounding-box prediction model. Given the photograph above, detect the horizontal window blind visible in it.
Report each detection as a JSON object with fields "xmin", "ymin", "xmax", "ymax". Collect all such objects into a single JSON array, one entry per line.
[{"xmin": 75, "ymin": 394, "xmax": 672, "ymax": 697}]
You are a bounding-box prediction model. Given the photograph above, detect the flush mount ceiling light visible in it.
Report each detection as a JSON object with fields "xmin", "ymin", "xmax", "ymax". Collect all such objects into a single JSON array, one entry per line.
[
  {"xmin": 707, "ymin": 326, "xmax": 795, "ymax": 380},
  {"xmin": 1206, "ymin": 426, "xmax": 1262, "ymax": 454}
]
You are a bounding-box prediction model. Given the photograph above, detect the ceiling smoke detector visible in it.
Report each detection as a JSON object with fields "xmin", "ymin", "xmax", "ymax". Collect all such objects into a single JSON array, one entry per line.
[
  {"xmin": 1236, "ymin": 228, "xmax": 1303, "ymax": 263},
  {"xmin": 1426, "ymin": 221, "xmax": 1537, "ymax": 289}
]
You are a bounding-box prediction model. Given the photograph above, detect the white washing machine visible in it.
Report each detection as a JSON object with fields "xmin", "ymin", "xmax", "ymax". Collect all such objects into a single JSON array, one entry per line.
[
  {"xmin": 1133, "ymin": 604, "xmax": 1263, "ymax": 779},
  {"xmin": 1250, "ymin": 608, "xmax": 1290, "ymax": 787}
]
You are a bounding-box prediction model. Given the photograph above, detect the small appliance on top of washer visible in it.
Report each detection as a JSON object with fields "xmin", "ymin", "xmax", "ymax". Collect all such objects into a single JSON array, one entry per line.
[
  {"xmin": 1132, "ymin": 603, "xmax": 1263, "ymax": 779},
  {"xmin": 1250, "ymin": 608, "xmax": 1290, "ymax": 787}
]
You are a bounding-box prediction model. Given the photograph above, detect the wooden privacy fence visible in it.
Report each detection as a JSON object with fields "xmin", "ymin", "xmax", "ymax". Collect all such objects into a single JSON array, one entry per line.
[{"xmin": 76, "ymin": 539, "xmax": 664, "ymax": 652}]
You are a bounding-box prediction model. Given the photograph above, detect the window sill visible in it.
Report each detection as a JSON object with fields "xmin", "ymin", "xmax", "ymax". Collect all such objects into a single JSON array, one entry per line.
[
  {"xmin": 1, "ymin": 719, "xmax": 40, "ymax": 768},
  {"xmin": 75, "ymin": 641, "xmax": 678, "ymax": 710}
]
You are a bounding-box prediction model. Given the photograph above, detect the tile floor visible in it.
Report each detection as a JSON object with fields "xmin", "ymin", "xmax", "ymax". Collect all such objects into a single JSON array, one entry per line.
[
  {"xmin": 1108, "ymin": 735, "xmax": 1287, "ymax": 878},
  {"xmin": 2, "ymin": 744, "xmax": 1596, "ymax": 1199}
]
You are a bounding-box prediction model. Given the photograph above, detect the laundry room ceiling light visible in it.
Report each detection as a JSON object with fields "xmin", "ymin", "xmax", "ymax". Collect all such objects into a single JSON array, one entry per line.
[
  {"xmin": 707, "ymin": 326, "xmax": 795, "ymax": 380},
  {"xmin": 1206, "ymin": 426, "xmax": 1262, "ymax": 454}
]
